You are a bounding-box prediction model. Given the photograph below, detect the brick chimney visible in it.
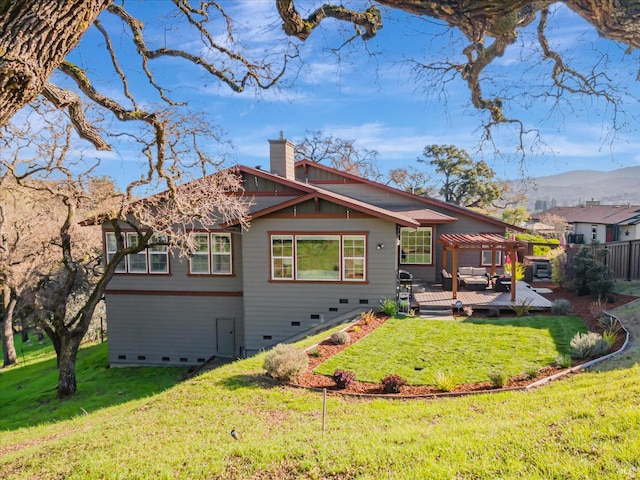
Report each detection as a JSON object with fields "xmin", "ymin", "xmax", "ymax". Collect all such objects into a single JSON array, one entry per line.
[{"xmin": 269, "ymin": 132, "xmax": 295, "ymax": 180}]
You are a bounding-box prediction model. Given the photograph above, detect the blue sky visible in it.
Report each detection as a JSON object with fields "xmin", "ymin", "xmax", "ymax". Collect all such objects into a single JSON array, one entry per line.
[{"xmin": 55, "ymin": 1, "xmax": 640, "ymax": 188}]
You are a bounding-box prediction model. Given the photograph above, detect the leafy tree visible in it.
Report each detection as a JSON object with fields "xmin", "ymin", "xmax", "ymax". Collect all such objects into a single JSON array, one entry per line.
[
  {"xmin": 420, "ymin": 145, "xmax": 502, "ymax": 208},
  {"xmin": 502, "ymin": 206, "xmax": 531, "ymax": 226},
  {"xmin": 295, "ymin": 130, "xmax": 381, "ymax": 180}
]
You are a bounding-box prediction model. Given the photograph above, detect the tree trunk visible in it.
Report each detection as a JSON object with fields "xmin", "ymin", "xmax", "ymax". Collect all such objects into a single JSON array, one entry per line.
[
  {"xmin": 2, "ymin": 294, "xmax": 18, "ymax": 367},
  {"xmin": 57, "ymin": 334, "xmax": 82, "ymax": 398},
  {"xmin": 0, "ymin": 0, "xmax": 112, "ymax": 126}
]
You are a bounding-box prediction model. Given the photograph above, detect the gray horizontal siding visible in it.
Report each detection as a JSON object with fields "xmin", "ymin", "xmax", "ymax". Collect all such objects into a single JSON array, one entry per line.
[
  {"xmin": 241, "ymin": 217, "xmax": 398, "ymax": 353},
  {"xmin": 107, "ymin": 294, "xmax": 243, "ymax": 366}
]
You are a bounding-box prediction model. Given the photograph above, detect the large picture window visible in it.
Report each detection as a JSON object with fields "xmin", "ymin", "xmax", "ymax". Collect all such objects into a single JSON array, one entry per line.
[
  {"xmin": 105, "ymin": 231, "xmax": 169, "ymax": 274},
  {"xmin": 189, "ymin": 232, "xmax": 232, "ymax": 275},
  {"xmin": 271, "ymin": 233, "xmax": 366, "ymax": 282},
  {"xmin": 400, "ymin": 227, "xmax": 432, "ymax": 265}
]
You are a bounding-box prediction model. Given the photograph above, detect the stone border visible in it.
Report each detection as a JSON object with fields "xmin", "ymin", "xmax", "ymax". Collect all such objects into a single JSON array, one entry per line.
[{"xmin": 292, "ymin": 312, "xmax": 631, "ymax": 399}]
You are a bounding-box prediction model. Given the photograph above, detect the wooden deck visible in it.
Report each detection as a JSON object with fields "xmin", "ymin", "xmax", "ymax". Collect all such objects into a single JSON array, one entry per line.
[{"xmin": 413, "ymin": 281, "xmax": 552, "ymax": 310}]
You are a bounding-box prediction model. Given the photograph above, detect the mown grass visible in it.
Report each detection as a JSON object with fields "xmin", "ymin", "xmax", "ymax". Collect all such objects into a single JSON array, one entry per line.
[
  {"xmin": 0, "ymin": 336, "xmax": 187, "ymax": 431},
  {"xmin": 315, "ymin": 316, "xmax": 587, "ymax": 384},
  {"xmin": 1, "ymin": 305, "xmax": 639, "ymax": 479}
]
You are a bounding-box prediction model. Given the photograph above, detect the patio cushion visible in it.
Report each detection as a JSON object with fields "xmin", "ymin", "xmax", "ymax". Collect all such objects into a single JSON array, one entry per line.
[
  {"xmin": 458, "ymin": 267, "xmax": 473, "ymax": 276},
  {"xmin": 472, "ymin": 267, "xmax": 488, "ymax": 276}
]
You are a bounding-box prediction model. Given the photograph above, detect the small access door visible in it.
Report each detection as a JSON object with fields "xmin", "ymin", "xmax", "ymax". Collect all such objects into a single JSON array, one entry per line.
[{"xmin": 216, "ymin": 318, "xmax": 235, "ymax": 357}]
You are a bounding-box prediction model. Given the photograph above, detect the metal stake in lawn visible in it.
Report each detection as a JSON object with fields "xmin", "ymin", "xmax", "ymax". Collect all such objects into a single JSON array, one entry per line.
[{"xmin": 322, "ymin": 388, "xmax": 327, "ymax": 434}]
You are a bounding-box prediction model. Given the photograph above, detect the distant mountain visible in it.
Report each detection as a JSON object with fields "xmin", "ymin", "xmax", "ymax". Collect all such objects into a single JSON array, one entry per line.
[{"xmin": 512, "ymin": 166, "xmax": 640, "ymax": 211}]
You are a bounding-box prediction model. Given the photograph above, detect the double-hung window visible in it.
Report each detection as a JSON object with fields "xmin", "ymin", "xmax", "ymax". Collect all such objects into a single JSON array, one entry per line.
[
  {"xmin": 189, "ymin": 232, "xmax": 232, "ymax": 275},
  {"xmin": 105, "ymin": 231, "xmax": 169, "ymax": 274},
  {"xmin": 400, "ymin": 227, "xmax": 432, "ymax": 265},
  {"xmin": 271, "ymin": 235, "xmax": 293, "ymax": 280},
  {"xmin": 343, "ymin": 236, "xmax": 366, "ymax": 281},
  {"xmin": 270, "ymin": 233, "xmax": 366, "ymax": 282}
]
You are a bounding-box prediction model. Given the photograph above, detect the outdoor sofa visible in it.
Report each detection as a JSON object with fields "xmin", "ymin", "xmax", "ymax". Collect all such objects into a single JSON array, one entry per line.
[{"xmin": 457, "ymin": 267, "xmax": 490, "ymax": 291}]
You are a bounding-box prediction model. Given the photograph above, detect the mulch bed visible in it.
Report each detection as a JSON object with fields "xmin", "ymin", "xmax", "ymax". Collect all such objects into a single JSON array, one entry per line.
[{"xmin": 292, "ymin": 283, "xmax": 637, "ymax": 397}]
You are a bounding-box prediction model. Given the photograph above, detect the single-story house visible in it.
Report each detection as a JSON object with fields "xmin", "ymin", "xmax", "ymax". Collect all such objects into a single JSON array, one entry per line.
[
  {"xmin": 104, "ymin": 137, "xmax": 519, "ymax": 366},
  {"xmin": 538, "ymin": 200, "xmax": 640, "ymax": 244}
]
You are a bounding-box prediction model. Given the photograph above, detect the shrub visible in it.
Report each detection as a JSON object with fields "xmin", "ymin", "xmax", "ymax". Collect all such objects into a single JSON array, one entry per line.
[
  {"xmin": 510, "ymin": 298, "xmax": 533, "ymax": 317},
  {"xmin": 564, "ymin": 243, "xmax": 614, "ymax": 297},
  {"xmin": 602, "ymin": 330, "xmax": 619, "ymax": 348},
  {"xmin": 598, "ymin": 315, "xmax": 622, "ymax": 335},
  {"xmin": 488, "ymin": 369, "xmax": 508, "ymax": 388},
  {"xmin": 505, "ymin": 262, "xmax": 525, "ymax": 281},
  {"xmin": 332, "ymin": 369, "xmax": 356, "ymax": 389},
  {"xmin": 554, "ymin": 354, "xmax": 572, "ymax": 368},
  {"xmin": 330, "ymin": 331, "xmax": 351, "ymax": 345},
  {"xmin": 570, "ymin": 332, "xmax": 609, "ymax": 360},
  {"xmin": 263, "ymin": 344, "xmax": 309, "ymax": 382},
  {"xmin": 522, "ymin": 365, "xmax": 539, "ymax": 380},
  {"xmin": 379, "ymin": 298, "xmax": 398, "ymax": 316},
  {"xmin": 589, "ymin": 298, "xmax": 606, "ymax": 320},
  {"xmin": 359, "ymin": 310, "xmax": 377, "ymax": 326},
  {"xmin": 550, "ymin": 250, "xmax": 567, "ymax": 287},
  {"xmin": 381, "ymin": 374, "xmax": 407, "ymax": 393},
  {"xmin": 433, "ymin": 371, "xmax": 457, "ymax": 392},
  {"xmin": 550, "ymin": 299, "xmax": 572, "ymax": 315},
  {"xmin": 351, "ymin": 325, "xmax": 361, "ymax": 334},
  {"xmin": 308, "ymin": 348, "xmax": 321, "ymax": 358}
]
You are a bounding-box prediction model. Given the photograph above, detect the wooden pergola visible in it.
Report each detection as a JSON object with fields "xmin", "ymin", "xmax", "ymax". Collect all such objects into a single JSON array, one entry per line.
[{"xmin": 439, "ymin": 233, "xmax": 524, "ymax": 301}]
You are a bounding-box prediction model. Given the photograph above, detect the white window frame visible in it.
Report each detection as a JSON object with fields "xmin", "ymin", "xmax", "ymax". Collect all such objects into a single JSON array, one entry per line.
[
  {"xmin": 270, "ymin": 233, "xmax": 367, "ymax": 282},
  {"xmin": 211, "ymin": 233, "xmax": 232, "ymax": 274},
  {"xmin": 189, "ymin": 232, "xmax": 232, "ymax": 275},
  {"xmin": 271, "ymin": 235, "xmax": 294, "ymax": 280},
  {"xmin": 343, "ymin": 235, "xmax": 366, "ymax": 281},
  {"xmin": 591, "ymin": 225, "xmax": 598, "ymax": 241},
  {"xmin": 148, "ymin": 234, "xmax": 169, "ymax": 273},
  {"xmin": 481, "ymin": 246, "xmax": 502, "ymax": 267},
  {"xmin": 400, "ymin": 227, "xmax": 433, "ymax": 265},
  {"xmin": 105, "ymin": 232, "xmax": 126, "ymax": 273},
  {"xmin": 104, "ymin": 231, "xmax": 169, "ymax": 274}
]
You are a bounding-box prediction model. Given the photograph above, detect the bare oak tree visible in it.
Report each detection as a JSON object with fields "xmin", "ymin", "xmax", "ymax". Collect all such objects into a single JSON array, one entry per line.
[
  {"xmin": 295, "ymin": 130, "xmax": 381, "ymax": 180},
  {"xmin": 276, "ymin": 1, "xmax": 639, "ymax": 153}
]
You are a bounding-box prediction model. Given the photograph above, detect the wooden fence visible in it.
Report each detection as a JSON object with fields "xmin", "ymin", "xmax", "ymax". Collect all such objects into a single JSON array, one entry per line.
[{"xmin": 605, "ymin": 240, "xmax": 640, "ymax": 281}]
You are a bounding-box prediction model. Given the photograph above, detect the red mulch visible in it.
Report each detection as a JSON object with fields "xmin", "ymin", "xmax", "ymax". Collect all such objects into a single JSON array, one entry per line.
[{"xmin": 292, "ymin": 283, "xmax": 637, "ymax": 397}]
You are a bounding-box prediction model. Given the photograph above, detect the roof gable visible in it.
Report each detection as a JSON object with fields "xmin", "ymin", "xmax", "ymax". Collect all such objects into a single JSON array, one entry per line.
[{"xmin": 296, "ymin": 160, "xmax": 519, "ymax": 231}]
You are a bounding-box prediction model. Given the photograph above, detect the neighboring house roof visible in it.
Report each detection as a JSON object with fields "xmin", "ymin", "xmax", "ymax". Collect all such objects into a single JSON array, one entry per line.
[
  {"xmin": 295, "ymin": 160, "xmax": 522, "ymax": 232},
  {"xmin": 539, "ymin": 205, "xmax": 640, "ymax": 225}
]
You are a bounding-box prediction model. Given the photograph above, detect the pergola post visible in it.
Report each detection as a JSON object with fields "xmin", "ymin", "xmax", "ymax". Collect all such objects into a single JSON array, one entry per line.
[
  {"xmin": 451, "ymin": 246, "xmax": 458, "ymax": 299},
  {"xmin": 510, "ymin": 246, "xmax": 517, "ymax": 302}
]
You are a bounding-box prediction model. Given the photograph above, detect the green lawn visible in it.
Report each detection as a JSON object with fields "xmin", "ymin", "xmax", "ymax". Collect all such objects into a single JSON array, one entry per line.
[
  {"xmin": 315, "ymin": 316, "xmax": 587, "ymax": 384},
  {"xmin": 0, "ymin": 336, "xmax": 187, "ymax": 430},
  {"xmin": 0, "ymin": 305, "xmax": 638, "ymax": 479}
]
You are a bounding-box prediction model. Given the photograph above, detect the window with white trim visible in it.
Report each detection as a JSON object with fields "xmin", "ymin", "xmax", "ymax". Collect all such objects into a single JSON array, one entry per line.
[
  {"xmin": 105, "ymin": 232, "xmax": 126, "ymax": 272},
  {"xmin": 481, "ymin": 246, "xmax": 502, "ymax": 267},
  {"xmin": 271, "ymin": 234, "xmax": 367, "ymax": 282},
  {"xmin": 343, "ymin": 235, "xmax": 366, "ymax": 281},
  {"xmin": 105, "ymin": 231, "xmax": 169, "ymax": 274},
  {"xmin": 271, "ymin": 235, "xmax": 293, "ymax": 279},
  {"xmin": 189, "ymin": 232, "xmax": 232, "ymax": 275},
  {"xmin": 400, "ymin": 227, "xmax": 432, "ymax": 264}
]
